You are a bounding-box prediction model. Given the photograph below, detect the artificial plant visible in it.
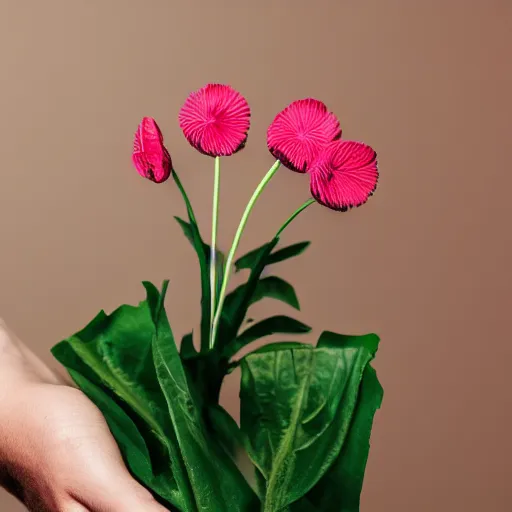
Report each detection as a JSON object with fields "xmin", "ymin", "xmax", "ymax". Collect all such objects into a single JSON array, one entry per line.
[{"xmin": 52, "ymin": 83, "xmax": 382, "ymax": 511}]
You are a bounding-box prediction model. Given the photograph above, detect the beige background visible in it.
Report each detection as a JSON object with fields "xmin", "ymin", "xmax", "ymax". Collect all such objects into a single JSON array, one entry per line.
[{"xmin": 1, "ymin": 0, "xmax": 511, "ymax": 510}]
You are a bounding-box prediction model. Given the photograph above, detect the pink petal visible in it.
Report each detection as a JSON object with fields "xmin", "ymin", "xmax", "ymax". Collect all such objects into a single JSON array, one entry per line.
[
  {"xmin": 309, "ymin": 140, "xmax": 378, "ymax": 211},
  {"xmin": 267, "ymin": 98, "xmax": 341, "ymax": 173},
  {"xmin": 132, "ymin": 117, "xmax": 172, "ymax": 183},
  {"xmin": 179, "ymin": 84, "xmax": 250, "ymax": 157}
]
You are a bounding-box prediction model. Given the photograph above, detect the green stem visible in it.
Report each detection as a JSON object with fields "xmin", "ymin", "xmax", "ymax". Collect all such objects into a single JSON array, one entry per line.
[
  {"xmin": 171, "ymin": 170, "xmax": 198, "ymax": 224},
  {"xmin": 171, "ymin": 169, "xmax": 209, "ymax": 352},
  {"xmin": 209, "ymin": 157, "xmax": 221, "ymax": 349},
  {"xmin": 276, "ymin": 198, "xmax": 316, "ymax": 237},
  {"xmin": 210, "ymin": 160, "xmax": 281, "ymax": 348}
]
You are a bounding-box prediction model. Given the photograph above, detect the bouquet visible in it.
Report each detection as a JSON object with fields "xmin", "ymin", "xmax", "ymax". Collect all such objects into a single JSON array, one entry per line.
[{"xmin": 52, "ymin": 84, "xmax": 382, "ymax": 511}]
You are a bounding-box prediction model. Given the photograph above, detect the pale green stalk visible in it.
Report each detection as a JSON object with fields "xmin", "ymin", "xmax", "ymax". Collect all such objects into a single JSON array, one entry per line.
[
  {"xmin": 210, "ymin": 160, "xmax": 282, "ymax": 348},
  {"xmin": 209, "ymin": 156, "xmax": 221, "ymax": 349}
]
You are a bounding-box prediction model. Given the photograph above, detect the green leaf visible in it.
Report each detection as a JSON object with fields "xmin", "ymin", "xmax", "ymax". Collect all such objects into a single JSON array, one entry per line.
[
  {"xmin": 223, "ymin": 315, "xmax": 311, "ymax": 360},
  {"xmin": 228, "ymin": 342, "xmax": 309, "ymax": 372},
  {"xmin": 173, "ymin": 213, "xmax": 210, "ymax": 353},
  {"xmin": 245, "ymin": 341, "xmax": 308, "ymax": 355},
  {"xmin": 149, "ymin": 283, "xmax": 259, "ymax": 511},
  {"xmin": 50, "ymin": 281, "xmax": 185, "ymax": 508},
  {"xmin": 68, "ymin": 370, "xmax": 182, "ymax": 510},
  {"xmin": 295, "ymin": 364, "xmax": 383, "ymax": 511},
  {"xmin": 224, "ymin": 276, "xmax": 300, "ymax": 315},
  {"xmin": 174, "ymin": 215, "xmax": 199, "ymax": 248},
  {"xmin": 235, "ymin": 241, "xmax": 310, "ymax": 272},
  {"xmin": 207, "ymin": 405, "xmax": 264, "ymax": 499},
  {"xmin": 239, "ymin": 332, "xmax": 381, "ymax": 511},
  {"xmin": 180, "ymin": 332, "xmax": 197, "ymax": 359},
  {"xmin": 317, "ymin": 331, "xmax": 380, "ymax": 354},
  {"xmin": 254, "ymin": 276, "xmax": 300, "ymax": 311},
  {"xmin": 217, "ymin": 238, "xmax": 279, "ymax": 351},
  {"xmin": 174, "ymin": 216, "xmax": 223, "ymax": 274},
  {"xmin": 174, "ymin": 215, "xmax": 226, "ymax": 348},
  {"xmin": 206, "ymin": 405, "xmax": 245, "ymax": 463},
  {"xmin": 51, "ymin": 283, "xmax": 171, "ymax": 441}
]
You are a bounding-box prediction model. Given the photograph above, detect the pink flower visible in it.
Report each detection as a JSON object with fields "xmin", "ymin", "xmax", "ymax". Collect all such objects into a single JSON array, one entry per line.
[
  {"xmin": 132, "ymin": 117, "xmax": 172, "ymax": 183},
  {"xmin": 179, "ymin": 84, "xmax": 250, "ymax": 157},
  {"xmin": 309, "ymin": 140, "xmax": 378, "ymax": 211},
  {"xmin": 267, "ymin": 98, "xmax": 341, "ymax": 173}
]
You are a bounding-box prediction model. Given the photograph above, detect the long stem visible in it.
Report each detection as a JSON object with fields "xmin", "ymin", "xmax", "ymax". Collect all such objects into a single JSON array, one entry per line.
[
  {"xmin": 171, "ymin": 170, "xmax": 198, "ymax": 224},
  {"xmin": 276, "ymin": 198, "xmax": 315, "ymax": 237},
  {"xmin": 210, "ymin": 160, "xmax": 281, "ymax": 348},
  {"xmin": 209, "ymin": 157, "xmax": 221, "ymax": 349}
]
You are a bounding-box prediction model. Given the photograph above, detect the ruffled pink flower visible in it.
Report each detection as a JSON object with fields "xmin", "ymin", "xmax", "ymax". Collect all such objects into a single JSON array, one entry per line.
[
  {"xmin": 267, "ymin": 98, "xmax": 341, "ymax": 173},
  {"xmin": 309, "ymin": 140, "xmax": 378, "ymax": 211},
  {"xmin": 132, "ymin": 117, "xmax": 172, "ymax": 183},
  {"xmin": 179, "ymin": 84, "xmax": 250, "ymax": 157}
]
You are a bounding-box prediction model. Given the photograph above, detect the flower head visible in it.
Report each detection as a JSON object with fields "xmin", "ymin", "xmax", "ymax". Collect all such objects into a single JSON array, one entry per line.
[
  {"xmin": 267, "ymin": 98, "xmax": 341, "ymax": 173},
  {"xmin": 132, "ymin": 117, "xmax": 172, "ymax": 183},
  {"xmin": 309, "ymin": 140, "xmax": 378, "ymax": 211},
  {"xmin": 179, "ymin": 84, "xmax": 250, "ymax": 157}
]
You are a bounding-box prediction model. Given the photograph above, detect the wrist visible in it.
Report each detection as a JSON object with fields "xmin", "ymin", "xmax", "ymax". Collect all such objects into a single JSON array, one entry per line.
[{"xmin": 0, "ymin": 321, "xmax": 61, "ymax": 391}]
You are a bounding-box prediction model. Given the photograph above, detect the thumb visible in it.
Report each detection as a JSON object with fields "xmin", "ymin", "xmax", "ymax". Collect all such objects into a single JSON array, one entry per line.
[
  {"xmin": 58, "ymin": 405, "xmax": 170, "ymax": 511},
  {"xmin": 53, "ymin": 390, "xmax": 171, "ymax": 511}
]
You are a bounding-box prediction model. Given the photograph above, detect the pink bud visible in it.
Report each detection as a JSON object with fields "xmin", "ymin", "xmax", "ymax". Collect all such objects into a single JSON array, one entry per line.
[{"xmin": 132, "ymin": 117, "xmax": 172, "ymax": 183}]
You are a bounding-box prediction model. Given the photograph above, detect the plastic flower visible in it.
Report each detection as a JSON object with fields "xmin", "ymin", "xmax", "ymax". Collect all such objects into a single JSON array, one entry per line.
[
  {"xmin": 132, "ymin": 117, "xmax": 172, "ymax": 183},
  {"xmin": 179, "ymin": 84, "xmax": 250, "ymax": 157},
  {"xmin": 309, "ymin": 140, "xmax": 378, "ymax": 211},
  {"xmin": 267, "ymin": 98, "xmax": 341, "ymax": 173}
]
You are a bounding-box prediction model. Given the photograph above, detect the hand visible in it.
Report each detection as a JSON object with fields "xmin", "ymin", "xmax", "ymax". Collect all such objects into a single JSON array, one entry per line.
[{"xmin": 0, "ymin": 320, "xmax": 168, "ymax": 512}]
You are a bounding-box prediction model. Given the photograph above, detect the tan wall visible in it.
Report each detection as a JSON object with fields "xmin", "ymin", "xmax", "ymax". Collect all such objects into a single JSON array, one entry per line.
[{"xmin": 1, "ymin": 1, "xmax": 511, "ymax": 510}]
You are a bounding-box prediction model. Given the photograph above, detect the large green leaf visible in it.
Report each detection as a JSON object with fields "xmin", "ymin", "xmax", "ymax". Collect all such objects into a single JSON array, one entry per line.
[
  {"xmin": 224, "ymin": 276, "xmax": 300, "ymax": 314},
  {"xmin": 51, "ymin": 282, "xmax": 185, "ymax": 508},
  {"xmin": 294, "ymin": 364, "xmax": 383, "ymax": 511},
  {"xmin": 51, "ymin": 286, "xmax": 171, "ymax": 442},
  {"xmin": 223, "ymin": 315, "xmax": 311, "ymax": 360},
  {"xmin": 68, "ymin": 370, "xmax": 182, "ymax": 510},
  {"xmin": 149, "ymin": 282, "xmax": 259, "ymax": 511},
  {"xmin": 235, "ymin": 241, "xmax": 310, "ymax": 272},
  {"xmin": 239, "ymin": 332, "xmax": 380, "ymax": 511},
  {"xmin": 228, "ymin": 341, "xmax": 308, "ymax": 372}
]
